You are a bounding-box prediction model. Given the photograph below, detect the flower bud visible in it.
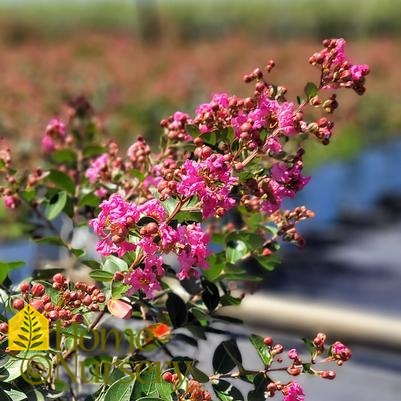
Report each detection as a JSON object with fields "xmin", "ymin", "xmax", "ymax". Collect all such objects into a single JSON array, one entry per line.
[
  {"xmin": 0, "ymin": 322, "xmax": 9, "ymax": 333},
  {"xmin": 20, "ymin": 282, "xmax": 30, "ymax": 293},
  {"xmin": 31, "ymin": 283, "xmax": 45, "ymax": 298},
  {"xmin": 12, "ymin": 298, "xmax": 25, "ymax": 311}
]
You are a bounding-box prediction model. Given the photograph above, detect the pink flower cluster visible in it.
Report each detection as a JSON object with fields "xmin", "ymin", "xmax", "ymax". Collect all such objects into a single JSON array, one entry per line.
[
  {"xmin": 309, "ymin": 38, "xmax": 370, "ymax": 95},
  {"xmin": 85, "ymin": 153, "xmax": 109, "ymax": 184},
  {"xmin": 89, "ymin": 194, "xmax": 138, "ymax": 257},
  {"xmin": 258, "ymin": 160, "xmax": 310, "ymax": 214},
  {"xmin": 90, "ymin": 194, "xmax": 210, "ymax": 297},
  {"xmin": 282, "ymin": 382, "xmax": 305, "ymax": 401},
  {"xmin": 330, "ymin": 341, "xmax": 352, "ymax": 362},
  {"xmin": 41, "ymin": 118, "xmax": 66, "ymax": 154},
  {"xmin": 177, "ymin": 154, "xmax": 238, "ymax": 218}
]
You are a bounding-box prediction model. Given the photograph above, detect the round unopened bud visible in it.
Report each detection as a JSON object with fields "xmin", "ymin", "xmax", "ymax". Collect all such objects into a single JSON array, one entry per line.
[
  {"xmin": 53, "ymin": 273, "xmax": 65, "ymax": 284},
  {"xmin": 20, "ymin": 282, "xmax": 30, "ymax": 293},
  {"xmin": 287, "ymin": 367, "xmax": 302, "ymax": 376},
  {"xmin": 162, "ymin": 371, "xmax": 173, "ymax": 383},
  {"xmin": 263, "ymin": 336, "xmax": 273, "ymax": 346},
  {"xmin": 13, "ymin": 298, "xmax": 25, "ymax": 311},
  {"xmin": 0, "ymin": 322, "xmax": 9, "ymax": 333},
  {"xmin": 30, "ymin": 300, "xmax": 45, "ymax": 313},
  {"xmin": 31, "ymin": 283, "xmax": 45, "ymax": 298},
  {"xmin": 48, "ymin": 310, "xmax": 59, "ymax": 320},
  {"xmin": 320, "ymin": 370, "xmax": 336, "ymax": 380}
]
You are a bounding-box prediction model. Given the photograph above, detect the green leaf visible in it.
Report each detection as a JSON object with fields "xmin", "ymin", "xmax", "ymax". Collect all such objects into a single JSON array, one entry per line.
[
  {"xmin": 51, "ymin": 149, "xmax": 77, "ymax": 164},
  {"xmin": 71, "ymin": 248, "xmax": 85, "ymax": 257},
  {"xmin": 255, "ymin": 255, "xmax": 280, "ymax": 272},
  {"xmin": 226, "ymin": 239, "xmax": 248, "ymax": 264},
  {"xmin": 112, "ymin": 280, "xmax": 130, "ymax": 299},
  {"xmin": 213, "ymin": 379, "xmax": 244, "ymax": 401},
  {"xmin": 249, "ymin": 334, "xmax": 272, "ymax": 366},
  {"xmin": 103, "ymin": 255, "xmax": 128, "ymax": 274},
  {"xmin": 131, "ymin": 367, "xmax": 158, "ymax": 400},
  {"xmin": 304, "ymin": 82, "xmax": 318, "ymax": 100},
  {"xmin": 89, "ymin": 270, "xmax": 114, "ymax": 282},
  {"xmin": 212, "ymin": 340, "xmax": 242, "ymax": 374},
  {"xmin": 186, "ymin": 124, "xmax": 201, "ymax": 138},
  {"xmin": 247, "ymin": 373, "xmax": 270, "ymax": 401},
  {"xmin": 81, "ymin": 260, "xmax": 101, "ymax": 270},
  {"xmin": 78, "ymin": 192, "xmax": 101, "ymax": 208},
  {"xmin": 189, "ymin": 365, "xmax": 209, "ymax": 383},
  {"xmin": 0, "ymin": 261, "xmax": 25, "ymax": 283},
  {"xmin": 83, "ymin": 146, "xmax": 107, "ymax": 158},
  {"xmin": 302, "ymin": 337, "xmax": 316, "ymax": 356},
  {"xmin": 34, "ymin": 236, "xmax": 65, "ymax": 246},
  {"xmin": 204, "ymin": 253, "xmax": 225, "ymax": 282},
  {"xmin": 219, "ymin": 294, "xmax": 242, "ymax": 306},
  {"xmin": 166, "ymin": 293, "xmax": 187, "ymax": 328},
  {"xmin": 45, "ymin": 191, "xmax": 67, "ymax": 220},
  {"xmin": 20, "ymin": 189, "xmax": 36, "ymax": 203},
  {"xmin": 155, "ymin": 381, "xmax": 173, "ymax": 400},
  {"xmin": 104, "ymin": 377, "xmax": 134, "ymax": 401},
  {"xmin": 45, "ymin": 170, "xmax": 75, "ymax": 195},
  {"xmin": 201, "ymin": 280, "xmax": 220, "ymax": 312},
  {"xmin": 162, "ymin": 198, "xmax": 179, "ymax": 215},
  {"xmin": 136, "ymin": 398, "xmax": 165, "ymax": 401}
]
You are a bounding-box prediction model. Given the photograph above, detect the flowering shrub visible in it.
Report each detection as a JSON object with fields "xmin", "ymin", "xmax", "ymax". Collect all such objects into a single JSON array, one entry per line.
[{"xmin": 0, "ymin": 38, "xmax": 368, "ymax": 400}]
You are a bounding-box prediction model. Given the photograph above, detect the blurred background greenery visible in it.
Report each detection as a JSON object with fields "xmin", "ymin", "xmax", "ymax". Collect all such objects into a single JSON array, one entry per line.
[{"xmin": 0, "ymin": 0, "xmax": 400, "ymax": 168}]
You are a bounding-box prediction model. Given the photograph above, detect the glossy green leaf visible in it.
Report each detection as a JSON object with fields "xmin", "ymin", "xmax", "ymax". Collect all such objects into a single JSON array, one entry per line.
[
  {"xmin": 213, "ymin": 380, "xmax": 244, "ymax": 401},
  {"xmin": 201, "ymin": 280, "xmax": 220, "ymax": 312},
  {"xmin": 166, "ymin": 293, "xmax": 187, "ymax": 328},
  {"xmin": 212, "ymin": 340, "xmax": 242, "ymax": 374},
  {"xmin": 78, "ymin": 192, "xmax": 101, "ymax": 208},
  {"xmin": 304, "ymin": 82, "xmax": 318, "ymax": 100},
  {"xmin": 89, "ymin": 270, "xmax": 114, "ymax": 282},
  {"xmin": 0, "ymin": 261, "xmax": 25, "ymax": 283},
  {"xmin": 45, "ymin": 191, "xmax": 67, "ymax": 220},
  {"xmin": 103, "ymin": 377, "xmax": 134, "ymax": 401},
  {"xmin": 51, "ymin": 149, "xmax": 77, "ymax": 164},
  {"xmin": 46, "ymin": 170, "xmax": 75, "ymax": 195},
  {"xmin": 249, "ymin": 334, "xmax": 272, "ymax": 366},
  {"xmin": 247, "ymin": 373, "xmax": 271, "ymax": 401},
  {"xmin": 226, "ymin": 239, "xmax": 248, "ymax": 264}
]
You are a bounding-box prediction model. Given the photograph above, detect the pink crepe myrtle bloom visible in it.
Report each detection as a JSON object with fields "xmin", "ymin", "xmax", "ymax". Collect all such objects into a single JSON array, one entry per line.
[
  {"xmin": 45, "ymin": 118, "xmax": 66, "ymax": 137},
  {"xmin": 282, "ymin": 382, "xmax": 305, "ymax": 401},
  {"xmin": 277, "ymin": 102, "xmax": 297, "ymax": 136},
  {"xmin": 177, "ymin": 154, "xmax": 238, "ymax": 218},
  {"xmin": 90, "ymin": 194, "xmax": 139, "ymax": 257},
  {"xmin": 42, "ymin": 118, "xmax": 66, "ymax": 154},
  {"xmin": 125, "ymin": 266, "xmax": 162, "ymax": 299},
  {"xmin": 85, "ymin": 153, "xmax": 109, "ymax": 184},
  {"xmin": 331, "ymin": 341, "xmax": 352, "ymax": 361},
  {"xmin": 41, "ymin": 135, "xmax": 55, "ymax": 154},
  {"xmin": 138, "ymin": 199, "xmax": 167, "ymax": 222},
  {"xmin": 271, "ymin": 162, "xmax": 311, "ymax": 198},
  {"xmin": 350, "ymin": 64, "xmax": 370, "ymax": 81},
  {"xmin": 176, "ymin": 223, "xmax": 209, "ymax": 280}
]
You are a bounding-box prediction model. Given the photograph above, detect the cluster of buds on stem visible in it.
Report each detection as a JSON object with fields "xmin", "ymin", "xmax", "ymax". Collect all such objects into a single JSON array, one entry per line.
[
  {"xmin": 162, "ymin": 372, "xmax": 212, "ymax": 401},
  {"xmin": 11, "ymin": 273, "xmax": 105, "ymax": 327}
]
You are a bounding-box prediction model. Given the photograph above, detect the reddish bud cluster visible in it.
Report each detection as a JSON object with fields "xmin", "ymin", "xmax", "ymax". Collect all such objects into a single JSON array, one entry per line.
[
  {"xmin": 162, "ymin": 372, "xmax": 211, "ymax": 400},
  {"xmin": 271, "ymin": 206, "xmax": 314, "ymax": 247},
  {"xmin": 13, "ymin": 274, "xmax": 105, "ymax": 327},
  {"xmin": 309, "ymin": 38, "xmax": 369, "ymax": 95}
]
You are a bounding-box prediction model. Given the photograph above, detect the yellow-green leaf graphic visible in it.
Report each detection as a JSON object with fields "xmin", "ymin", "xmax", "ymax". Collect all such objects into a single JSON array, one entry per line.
[{"xmin": 8, "ymin": 304, "xmax": 49, "ymax": 351}]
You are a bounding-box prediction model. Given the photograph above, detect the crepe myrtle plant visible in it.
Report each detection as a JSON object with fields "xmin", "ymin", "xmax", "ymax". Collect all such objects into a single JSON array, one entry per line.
[{"xmin": 0, "ymin": 39, "xmax": 368, "ymax": 401}]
